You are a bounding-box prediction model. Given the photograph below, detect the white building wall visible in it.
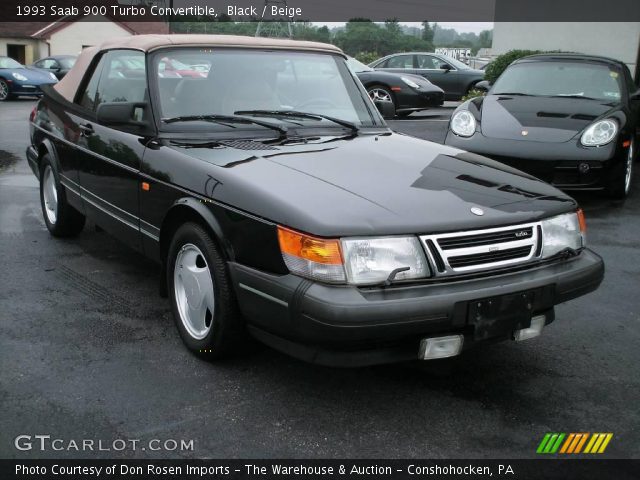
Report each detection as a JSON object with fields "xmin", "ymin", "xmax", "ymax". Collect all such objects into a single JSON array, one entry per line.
[
  {"xmin": 492, "ymin": 22, "xmax": 640, "ymax": 79},
  {"xmin": 47, "ymin": 17, "xmax": 132, "ymax": 56},
  {"xmin": 0, "ymin": 38, "xmax": 47, "ymax": 63}
]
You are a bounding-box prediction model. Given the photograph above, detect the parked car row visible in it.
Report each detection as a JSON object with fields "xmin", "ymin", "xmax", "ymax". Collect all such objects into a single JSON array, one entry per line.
[{"xmin": 27, "ymin": 35, "xmax": 605, "ymax": 368}]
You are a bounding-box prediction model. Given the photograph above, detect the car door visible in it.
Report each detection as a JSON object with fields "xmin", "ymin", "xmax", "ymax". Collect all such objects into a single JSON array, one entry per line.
[
  {"xmin": 74, "ymin": 49, "xmax": 148, "ymax": 251},
  {"xmin": 376, "ymin": 54, "xmax": 416, "ymax": 76},
  {"xmin": 414, "ymin": 54, "xmax": 459, "ymax": 99}
]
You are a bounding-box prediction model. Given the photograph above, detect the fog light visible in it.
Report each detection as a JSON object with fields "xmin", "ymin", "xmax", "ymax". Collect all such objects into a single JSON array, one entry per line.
[
  {"xmin": 514, "ymin": 314, "xmax": 546, "ymax": 341},
  {"xmin": 578, "ymin": 162, "xmax": 590, "ymax": 174},
  {"xmin": 419, "ymin": 335, "xmax": 463, "ymax": 360}
]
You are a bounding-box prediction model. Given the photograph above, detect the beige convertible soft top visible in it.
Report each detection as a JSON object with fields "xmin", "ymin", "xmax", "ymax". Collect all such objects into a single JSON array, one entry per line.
[{"xmin": 54, "ymin": 34, "xmax": 344, "ymax": 102}]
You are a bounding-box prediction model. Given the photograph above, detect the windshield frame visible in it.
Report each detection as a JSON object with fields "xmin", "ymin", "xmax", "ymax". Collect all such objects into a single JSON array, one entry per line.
[
  {"xmin": 148, "ymin": 47, "xmax": 386, "ymax": 137},
  {"xmin": 0, "ymin": 57, "xmax": 23, "ymax": 69},
  {"xmin": 491, "ymin": 59, "xmax": 625, "ymax": 103}
]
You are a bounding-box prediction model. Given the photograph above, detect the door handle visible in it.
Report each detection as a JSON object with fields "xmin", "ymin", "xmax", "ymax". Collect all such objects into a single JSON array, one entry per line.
[{"xmin": 79, "ymin": 123, "xmax": 94, "ymax": 137}]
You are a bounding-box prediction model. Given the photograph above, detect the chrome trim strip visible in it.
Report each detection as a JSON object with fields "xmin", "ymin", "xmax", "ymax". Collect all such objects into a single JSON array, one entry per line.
[
  {"xmin": 420, "ymin": 222, "xmax": 542, "ymax": 277},
  {"xmin": 82, "ymin": 192, "xmax": 139, "ymax": 231},
  {"xmin": 238, "ymin": 283, "xmax": 288, "ymax": 307}
]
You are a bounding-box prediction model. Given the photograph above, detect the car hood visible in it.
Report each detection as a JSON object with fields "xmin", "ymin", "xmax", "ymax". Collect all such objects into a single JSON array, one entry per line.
[
  {"xmin": 172, "ymin": 133, "xmax": 576, "ymax": 237},
  {"xmin": 479, "ymin": 94, "xmax": 616, "ymax": 142},
  {"xmin": 3, "ymin": 67, "xmax": 57, "ymax": 83}
]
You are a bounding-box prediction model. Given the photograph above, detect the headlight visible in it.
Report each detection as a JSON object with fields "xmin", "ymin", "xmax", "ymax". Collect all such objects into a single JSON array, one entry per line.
[
  {"xmin": 540, "ymin": 211, "xmax": 586, "ymax": 259},
  {"xmin": 450, "ymin": 110, "xmax": 476, "ymax": 137},
  {"xmin": 48, "ymin": 72, "xmax": 58, "ymax": 81},
  {"xmin": 12, "ymin": 72, "xmax": 28, "ymax": 81},
  {"xmin": 341, "ymin": 236, "xmax": 428, "ymax": 285},
  {"xmin": 278, "ymin": 227, "xmax": 429, "ymax": 285},
  {"xmin": 401, "ymin": 77, "xmax": 420, "ymax": 89},
  {"xmin": 580, "ymin": 119, "xmax": 618, "ymax": 147}
]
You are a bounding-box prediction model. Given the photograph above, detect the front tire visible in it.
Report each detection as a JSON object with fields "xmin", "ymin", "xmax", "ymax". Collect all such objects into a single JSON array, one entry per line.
[
  {"xmin": 367, "ymin": 85, "xmax": 396, "ymax": 116},
  {"xmin": 167, "ymin": 223, "xmax": 246, "ymax": 358},
  {"xmin": 606, "ymin": 140, "xmax": 635, "ymax": 199},
  {"xmin": 39, "ymin": 154, "xmax": 85, "ymax": 237},
  {"xmin": 0, "ymin": 79, "xmax": 13, "ymax": 101}
]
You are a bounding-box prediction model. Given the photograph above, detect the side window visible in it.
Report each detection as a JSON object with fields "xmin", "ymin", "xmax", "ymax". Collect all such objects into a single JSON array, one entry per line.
[
  {"xmin": 77, "ymin": 55, "xmax": 106, "ymax": 111},
  {"xmin": 386, "ymin": 55, "xmax": 414, "ymax": 69},
  {"xmin": 42, "ymin": 59, "xmax": 59, "ymax": 69},
  {"xmin": 430, "ymin": 56, "xmax": 450, "ymax": 69},
  {"xmin": 417, "ymin": 55, "xmax": 436, "ymax": 69},
  {"xmin": 95, "ymin": 50, "xmax": 147, "ymax": 107}
]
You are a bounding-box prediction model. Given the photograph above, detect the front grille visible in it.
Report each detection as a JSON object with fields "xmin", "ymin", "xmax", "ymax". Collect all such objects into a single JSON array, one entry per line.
[
  {"xmin": 438, "ymin": 227, "xmax": 533, "ymax": 250},
  {"xmin": 421, "ymin": 222, "xmax": 542, "ymax": 276},
  {"xmin": 448, "ymin": 245, "xmax": 533, "ymax": 268}
]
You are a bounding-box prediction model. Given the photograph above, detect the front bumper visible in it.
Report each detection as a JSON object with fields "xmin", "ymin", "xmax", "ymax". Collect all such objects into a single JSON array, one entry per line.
[
  {"xmin": 10, "ymin": 82, "xmax": 52, "ymax": 97},
  {"xmin": 230, "ymin": 250, "xmax": 604, "ymax": 366},
  {"xmin": 445, "ymin": 132, "xmax": 623, "ymax": 190},
  {"xmin": 397, "ymin": 89, "xmax": 445, "ymax": 111}
]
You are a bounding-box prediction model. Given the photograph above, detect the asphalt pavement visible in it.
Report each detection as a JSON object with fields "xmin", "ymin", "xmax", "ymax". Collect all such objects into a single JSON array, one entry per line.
[{"xmin": 1, "ymin": 99, "xmax": 638, "ymax": 459}]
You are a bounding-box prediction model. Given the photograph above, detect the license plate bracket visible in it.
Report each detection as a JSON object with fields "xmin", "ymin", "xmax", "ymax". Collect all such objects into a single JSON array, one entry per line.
[{"xmin": 469, "ymin": 290, "xmax": 537, "ymax": 340}]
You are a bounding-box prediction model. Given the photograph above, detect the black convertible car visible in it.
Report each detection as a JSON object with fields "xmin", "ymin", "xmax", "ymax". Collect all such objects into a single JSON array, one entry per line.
[
  {"xmin": 28, "ymin": 35, "xmax": 603, "ymax": 367},
  {"xmin": 446, "ymin": 54, "xmax": 640, "ymax": 198},
  {"xmin": 346, "ymin": 56, "xmax": 444, "ymax": 117}
]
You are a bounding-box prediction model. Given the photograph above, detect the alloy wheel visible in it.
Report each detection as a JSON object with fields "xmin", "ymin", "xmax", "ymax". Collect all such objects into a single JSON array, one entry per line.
[
  {"xmin": 624, "ymin": 140, "xmax": 634, "ymax": 194},
  {"xmin": 368, "ymin": 87, "xmax": 393, "ymax": 104},
  {"xmin": 173, "ymin": 243, "xmax": 215, "ymax": 340},
  {"xmin": 0, "ymin": 80, "xmax": 9, "ymax": 101},
  {"xmin": 42, "ymin": 165, "xmax": 58, "ymax": 224}
]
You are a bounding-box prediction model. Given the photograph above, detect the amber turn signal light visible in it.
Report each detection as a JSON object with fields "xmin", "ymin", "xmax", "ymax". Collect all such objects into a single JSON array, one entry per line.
[
  {"xmin": 277, "ymin": 226, "xmax": 343, "ymax": 265},
  {"xmin": 577, "ymin": 208, "xmax": 587, "ymax": 233}
]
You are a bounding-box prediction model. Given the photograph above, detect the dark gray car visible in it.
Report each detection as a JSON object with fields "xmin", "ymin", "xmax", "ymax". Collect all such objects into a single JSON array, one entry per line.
[
  {"xmin": 31, "ymin": 55, "xmax": 77, "ymax": 80},
  {"xmin": 370, "ymin": 52, "xmax": 484, "ymax": 100}
]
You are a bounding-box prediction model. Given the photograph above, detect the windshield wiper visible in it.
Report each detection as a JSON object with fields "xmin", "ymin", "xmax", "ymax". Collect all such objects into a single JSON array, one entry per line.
[
  {"xmin": 551, "ymin": 94, "xmax": 599, "ymax": 100},
  {"xmin": 495, "ymin": 92, "xmax": 534, "ymax": 97},
  {"xmin": 235, "ymin": 110, "xmax": 359, "ymax": 133},
  {"xmin": 162, "ymin": 114, "xmax": 287, "ymax": 136}
]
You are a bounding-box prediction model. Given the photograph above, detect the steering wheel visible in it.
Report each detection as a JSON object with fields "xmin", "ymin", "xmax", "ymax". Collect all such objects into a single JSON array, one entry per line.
[{"xmin": 296, "ymin": 98, "xmax": 338, "ymax": 109}]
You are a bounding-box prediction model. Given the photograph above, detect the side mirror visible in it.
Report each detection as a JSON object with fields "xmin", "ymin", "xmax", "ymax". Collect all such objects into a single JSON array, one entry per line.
[
  {"xmin": 96, "ymin": 102, "xmax": 149, "ymax": 128},
  {"xmin": 474, "ymin": 80, "xmax": 491, "ymax": 93},
  {"xmin": 374, "ymin": 99, "xmax": 396, "ymax": 119},
  {"xmin": 440, "ymin": 63, "xmax": 452, "ymax": 72}
]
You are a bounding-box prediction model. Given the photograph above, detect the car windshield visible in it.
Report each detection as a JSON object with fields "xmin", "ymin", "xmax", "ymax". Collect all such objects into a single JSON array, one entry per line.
[
  {"xmin": 492, "ymin": 61, "xmax": 622, "ymax": 102},
  {"xmin": 346, "ymin": 56, "xmax": 373, "ymax": 73},
  {"xmin": 59, "ymin": 57, "xmax": 76, "ymax": 69},
  {"xmin": 155, "ymin": 49, "xmax": 379, "ymax": 129},
  {"xmin": 0, "ymin": 57, "xmax": 23, "ymax": 69}
]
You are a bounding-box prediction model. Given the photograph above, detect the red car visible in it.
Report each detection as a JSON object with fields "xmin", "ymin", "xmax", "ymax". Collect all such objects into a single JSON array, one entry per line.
[{"xmin": 159, "ymin": 57, "xmax": 206, "ymax": 78}]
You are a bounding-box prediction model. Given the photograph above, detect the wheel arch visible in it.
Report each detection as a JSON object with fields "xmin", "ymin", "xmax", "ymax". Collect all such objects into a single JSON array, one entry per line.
[
  {"xmin": 36, "ymin": 138, "xmax": 61, "ymax": 177},
  {"xmin": 157, "ymin": 198, "xmax": 235, "ymax": 297}
]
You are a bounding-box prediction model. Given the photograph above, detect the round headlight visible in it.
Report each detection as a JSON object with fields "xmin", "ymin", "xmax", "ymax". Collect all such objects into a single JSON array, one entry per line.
[
  {"xmin": 401, "ymin": 77, "xmax": 420, "ymax": 89},
  {"xmin": 12, "ymin": 72, "xmax": 28, "ymax": 81},
  {"xmin": 580, "ymin": 119, "xmax": 618, "ymax": 147},
  {"xmin": 450, "ymin": 110, "xmax": 476, "ymax": 137}
]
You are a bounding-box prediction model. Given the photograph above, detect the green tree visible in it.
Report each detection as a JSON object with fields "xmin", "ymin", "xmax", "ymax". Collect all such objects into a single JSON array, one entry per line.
[{"xmin": 421, "ymin": 21, "xmax": 434, "ymax": 43}]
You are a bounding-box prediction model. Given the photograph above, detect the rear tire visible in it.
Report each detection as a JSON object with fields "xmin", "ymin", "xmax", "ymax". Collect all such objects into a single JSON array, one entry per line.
[
  {"xmin": 39, "ymin": 154, "xmax": 85, "ymax": 237},
  {"xmin": 167, "ymin": 222, "xmax": 246, "ymax": 359},
  {"xmin": 606, "ymin": 140, "xmax": 635, "ymax": 199}
]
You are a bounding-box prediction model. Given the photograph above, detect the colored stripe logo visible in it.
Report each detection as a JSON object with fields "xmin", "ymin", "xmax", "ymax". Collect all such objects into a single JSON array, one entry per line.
[{"xmin": 537, "ymin": 433, "xmax": 612, "ymax": 454}]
